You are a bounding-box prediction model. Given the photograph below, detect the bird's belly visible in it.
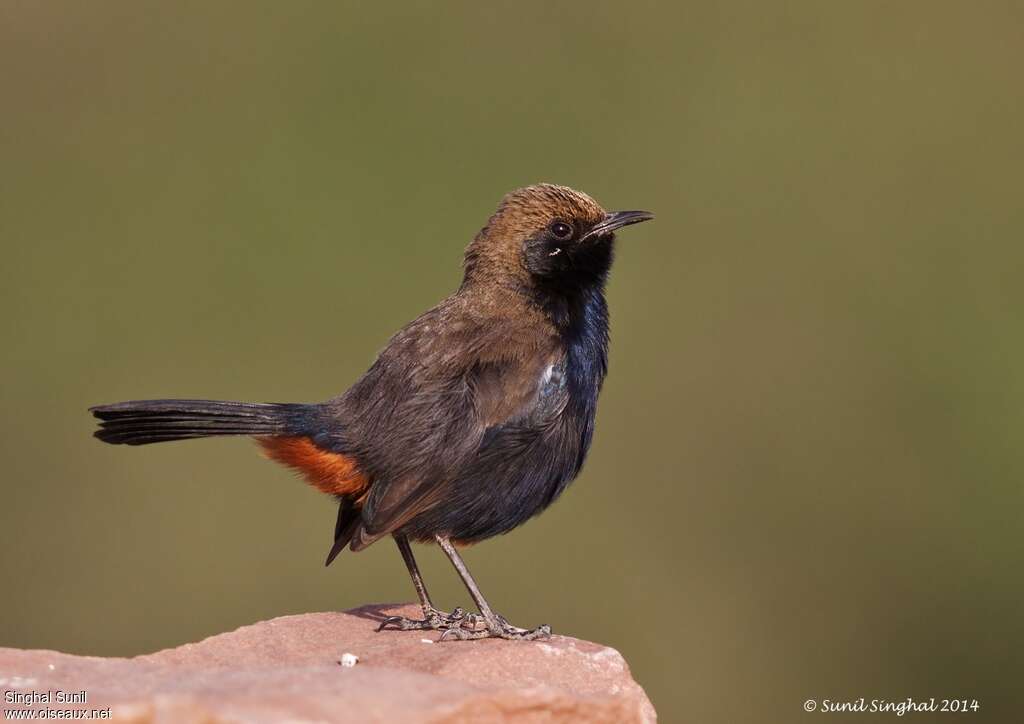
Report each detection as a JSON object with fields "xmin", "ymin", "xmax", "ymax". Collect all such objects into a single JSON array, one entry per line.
[
  {"xmin": 400, "ymin": 409, "xmax": 594, "ymax": 544},
  {"xmin": 399, "ymin": 333, "xmax": 604, "ymax": 544}
]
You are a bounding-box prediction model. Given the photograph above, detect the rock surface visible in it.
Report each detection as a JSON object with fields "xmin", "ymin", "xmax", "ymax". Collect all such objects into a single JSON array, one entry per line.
[{"xmin": 0, "ymin": 603, "xmax": 656, "ymax": 723}]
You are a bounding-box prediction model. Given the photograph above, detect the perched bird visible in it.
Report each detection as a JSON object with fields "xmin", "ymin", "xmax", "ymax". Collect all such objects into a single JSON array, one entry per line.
[{"xmin": 90, "ymin": 184, "xmax": 653, "ymax": 640}]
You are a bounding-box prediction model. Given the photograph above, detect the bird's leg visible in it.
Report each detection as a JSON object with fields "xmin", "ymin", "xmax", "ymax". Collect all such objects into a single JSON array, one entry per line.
[
  {"xmin": 377, "ymin": 534, "xmax": 478, "ymax": 632},
  {"xmin": 434, "ymin": 535, "xmax": 551, "ymax": 641}
]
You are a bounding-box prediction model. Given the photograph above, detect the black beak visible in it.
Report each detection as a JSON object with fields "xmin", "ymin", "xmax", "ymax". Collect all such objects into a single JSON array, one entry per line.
[{"xmin": 581, "ymin": 210, "xmax": 655, "ymax": 242}]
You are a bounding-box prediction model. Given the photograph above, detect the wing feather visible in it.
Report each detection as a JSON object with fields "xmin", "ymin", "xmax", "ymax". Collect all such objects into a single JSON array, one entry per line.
[{"xmin": 338, "ymin": 298, "xmax": 563, "ymax": 549}]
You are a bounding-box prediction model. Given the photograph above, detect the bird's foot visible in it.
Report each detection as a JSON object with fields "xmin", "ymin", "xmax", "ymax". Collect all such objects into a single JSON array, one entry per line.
[
  {"xmin": 377, "ymin": 606, "xmax": 479, "ymax": 632},
  {"xmin": 438, "ymin": 612, "xmax": 551, "ymax": 641}
]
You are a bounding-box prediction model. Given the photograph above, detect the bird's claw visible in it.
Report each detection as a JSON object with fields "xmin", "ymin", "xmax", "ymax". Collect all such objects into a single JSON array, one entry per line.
[
  {"xmin": 438, "ymin": 613, "xmax": 551, "ymax": 641},
  {"xmin": 376, "ymin": 605, "xmax": 550, "ymax": 641},
  {"xmin": 377, "ymin": 606, "xmax": 478, "ymax": 632}
]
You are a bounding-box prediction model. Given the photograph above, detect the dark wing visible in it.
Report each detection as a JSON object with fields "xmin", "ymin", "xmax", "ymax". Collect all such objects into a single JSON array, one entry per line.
[{"xmin": 336, "ymin": 297, "xmax": 562, "ymax": 550}]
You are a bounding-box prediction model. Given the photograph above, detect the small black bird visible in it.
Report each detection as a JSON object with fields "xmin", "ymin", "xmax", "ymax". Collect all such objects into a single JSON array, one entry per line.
[{"xmin": 91, "ymin": 184, "xmax": 653, "ymax": 640}]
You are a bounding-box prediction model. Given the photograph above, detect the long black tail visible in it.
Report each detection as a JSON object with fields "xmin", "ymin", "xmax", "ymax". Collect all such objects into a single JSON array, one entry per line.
[{"xmin": 90, "ymin": 399, "xmax": 312, "ymax": 446}]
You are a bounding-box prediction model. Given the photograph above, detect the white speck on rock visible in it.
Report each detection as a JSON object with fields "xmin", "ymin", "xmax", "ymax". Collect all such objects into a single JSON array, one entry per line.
[
  {"xmin": 340, "ymin": 653, "xmax": 359, "ymax": 667},
  {"xmin": 420, "ymin": 639, "xmax": 434, "ymax": 644},
  {"xmin": 537, "ymin": 643, "xmax": 565, "ymax": 656}
]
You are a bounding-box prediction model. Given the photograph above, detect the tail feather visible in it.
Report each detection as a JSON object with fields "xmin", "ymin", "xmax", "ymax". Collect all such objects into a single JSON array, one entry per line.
[{"xmin": 90, "ymin": 399, "xmax": 312, "ymax": 446}]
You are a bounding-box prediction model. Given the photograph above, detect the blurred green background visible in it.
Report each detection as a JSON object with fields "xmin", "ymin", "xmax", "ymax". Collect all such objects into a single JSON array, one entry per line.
[{"xmin": 2, "ymin": 2, "xmax": 1022, "ymax": 722}]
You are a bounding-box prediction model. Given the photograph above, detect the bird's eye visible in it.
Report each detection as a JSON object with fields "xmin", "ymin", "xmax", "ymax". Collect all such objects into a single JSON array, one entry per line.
[{"xmin": 550, "ymin": 221, "xmax": 573, "ymax": 240}]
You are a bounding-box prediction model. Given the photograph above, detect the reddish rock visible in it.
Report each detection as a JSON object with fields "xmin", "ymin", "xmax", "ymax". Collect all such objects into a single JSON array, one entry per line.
[{"xmin": 0, "ymin": 604, "xmax": 655, "ymax": 723}]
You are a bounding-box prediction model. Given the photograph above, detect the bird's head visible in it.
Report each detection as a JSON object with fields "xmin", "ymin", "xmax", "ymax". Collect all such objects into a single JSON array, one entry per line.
[{"xmin": 462, "ymin": 184, "xmax": 653, "ymax": 295}]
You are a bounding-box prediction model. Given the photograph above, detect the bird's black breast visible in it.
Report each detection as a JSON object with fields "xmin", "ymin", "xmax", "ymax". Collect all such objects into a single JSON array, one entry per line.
[{"xmin": 400, "ymin": 288, "xmax": 610, "ymax": 543}]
